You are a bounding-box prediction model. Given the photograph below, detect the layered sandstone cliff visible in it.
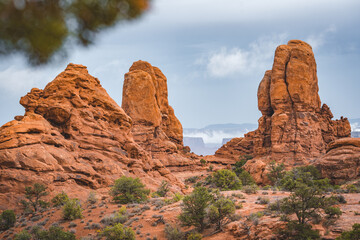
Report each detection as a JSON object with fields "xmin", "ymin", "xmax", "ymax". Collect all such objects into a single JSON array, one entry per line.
[
  {"xmin": 215, "ymin": 40, "xmax": 351, "ymax": 182},
  {"xmin": 0, "ymin": 63, "xmax": 186, "ymax": 206}
]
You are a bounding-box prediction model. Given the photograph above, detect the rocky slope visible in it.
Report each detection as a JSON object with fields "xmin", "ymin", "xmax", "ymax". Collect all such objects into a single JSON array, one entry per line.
[
  {"xmin": 216, "ymin": 40, "xmax": 351, "ymax": 183},
  {"xmin": 0, "ymin": 63, "xmax": 189, "ymax": 208}
]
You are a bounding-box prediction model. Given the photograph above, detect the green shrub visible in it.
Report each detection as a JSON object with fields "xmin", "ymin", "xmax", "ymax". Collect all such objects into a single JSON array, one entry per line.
[
  {"xmin": 156, "ymin": 181, "xmax": 170, "ymax": 197},
  {"xmin": 87, "ymin": 191, "xmax": 97, "ymax": 204},
  {"xmin": 187, "ymin": 232, "xmax": 202, "ymax": 240},
  {"xmin": 238, "ymin": 170, "xmax": 255, "ymax": 186},
  {"xmin": 208, "ymin": 165, "xmax": 214, "ymax": 172},
  {"xmin": 110, "ymin": 176, "xmax": 150, "ymax": 204},
  {"xmin": 278, "ymin": 222, "xmax": 320, "ymax": 240},
  {"xmin": 0, "ymin": 209, "xmax": 16, "ymax": 230},
  {"xmin": 22, "ymin": 183, "xmax": 49, "ymax": 212},
  {"xmin": 185, "ymin": 176, "xmax": 199, "ymax": 184},
  {"xmin": 243, "ymin": 185, "xmax": 258, "ymax": 194},
  {"xmin": 51, "ymin": 192, "xmax": 69, "ymax": 207},
  {"xmin": 200, "ymin": 159, "xmax": 207, "ymax": 166},
  {"xmin": 62, "ymin": 199, "xmax": 83, "ymax": 220},
  {"xmin": 164, "ymin": 193, "xmax": 183, "ymax": 205},
  {"xmin": 257, "ymin": 197, "xmax": 270, "ymax": 205},
  {"xmin": 323, "ymin": 206, "xmax": 342, "ymax": 228},
  {"xmin": 164, "ymin": 224, "xmax": 185, "ymax": 240},
  {"xmin": 336, "ymin": 223, "xmax": 360, "ymax": 240},
  {"xmin": 14, "ymin": 230, "xmax": 31, "ymax": 240},
  {"xmin": 208, "ymin": 197, "xmax": 235, "ymax": 230},
  {"xmin": 267, "ymin": 161, "xmax": 285, "ymax": 186},
  {"xmin": 179, "ymin": 187, "xmax": 213, "ymax": 232},
  {"xmin": 30, "ymin": 225, "xmax": 76, "ymax": 240},
  {"xmin": 101, "ymin": 223, "xmax": 135, "ymax": 240},
  {"xmin": 101, "ymin": 206, "xmax": 128, "ymax": 226},
  {"xmin": 212, "ymin": 169, "xmax": 242, "ymax": 190},
  {"xmin": 346, "ymin": 184, "xmax": 360, "ymax": 193}
]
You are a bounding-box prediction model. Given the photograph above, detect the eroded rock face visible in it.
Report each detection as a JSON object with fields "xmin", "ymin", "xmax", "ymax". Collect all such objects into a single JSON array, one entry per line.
[
  {"xmin": 216, "ymin": 40, "xmax": 351, "ymax": 182},
  {"xmin": 316, "ymin": 138, "xmax": 360, "ymax": 184},
  {"xmin": 122, "ymin": 60, "xmax": 183, "ymax": 154},
  {"xmin": 0, "ymin": 63, "xmax": 185, "ymax": 206}
]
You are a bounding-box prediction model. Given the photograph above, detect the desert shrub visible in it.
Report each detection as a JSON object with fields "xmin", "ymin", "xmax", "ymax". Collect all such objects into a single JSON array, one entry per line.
[
  {"xmin": 208, "ymin": 165, "xmax": 214, "ymax": 172},
  {"xmin": 200, "ymin": 159, "xmax": 207, "ymax": 166},
  {"xmin": 22, "ymin": 183, "xmax": 49, "ymax": 212},
  {"xmin": 0, "ymin": 209, "xmax": 16, "ymax": 230},
  {"xmin": 280, "ymin": 165, "xmax": 325, "ymax": 191},
  {"xmin": 212, "ymin": 169, "xmax": 242, "ymax": 190},
  {"xmin": 110, "ymin": 176, "xmax": 150, "ymax": 204},
  {"xmin": 246, "ymin": 212, "xmax": 264, "ymax": 226},
  {"xmin": 185, "ymin": 176, "xmax": 199, "ymax": 184},
  {"xmin": 101, "ymin": 206, "xmax": 128, "ymax": 226},
  {"xmin": 62, "ymin": 199, "xmax": 83, "ymax": 220},
  {"xmin": 179, "ymin": 187, "xmax": 213, "ymax": 232},
  {"xmin": 243, "ymin": 185, "xmax": 258, "ymax": 194},
  {"xmin": 14, "ymin": 230, "xmax": 31, "ymax": 240},
  {"xmin": 164, "ymin": 193, "xmax": 183, "ymax": 205},
  {"xmin": 336, "ymin": 223, "xmax": 360, "ymax": 240},
  {"xmin": 51, "ymin": 192, "xmax": 69, "ymax": 207},
  {"xmin": 100, "ymin": 223, "xmax": 135, "ymax": 240},
  {"xmin": 156, "ymin": 181, "xmax": 170, "ymax": 197},
  {"xmin": 187, "ymin": 232, "xmax": 202, "ymax": 240},
  {"xmin": 267, "ymin": 199, "xmax": 282, "ymax": 213},
  {"xmin": 334, "ymin": 194, "xmax": 347, "ymax": 204},
  {"xmin": 267, "ymin": 161, "xmax": 285, "ymax": 186},
  {"xmin": 208, "ymin": 197, "xmax": 235, "ymax": 230},
  {"xmin": 235, "ymin": 202, "xmax": 243, "ymax": 209},
  {"xmin": 87, "ymin": 191, "xmax": 97, "ymax": 204},
  {"xmin": 257, "ymin": 197, "xmax": 270, "ymax": 205},
  {"xmin": 346, "ymin": 184, "xmax": 360, "ymax": 193},
  {"xmin": 238, "ymin": 170, "xmax": 255, "ymax": 186},
  {"xmin": 323, "ymin": 206, "xmax": 342, "ymax": 228},
  {"xmin": 232, "ymin": 155, "xmax": 252, "ymax": 176},
  {"xmin": 164, "ymin": 224, "xmax": 185, "ymax": 240},
  {"xmin": 30, "ymin": 225, "xmax": 76, "ymax": 240},
  {"xmin": 278, "ymin": 222, "xmax": 320, "ymax": 240}
]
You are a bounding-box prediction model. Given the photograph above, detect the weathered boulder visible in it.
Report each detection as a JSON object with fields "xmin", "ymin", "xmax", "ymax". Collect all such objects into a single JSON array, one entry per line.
[
  {"xmin": 216, "ymin": 40, "xmax": 351, "ymax": 182},
  {"xmin": 316, "ymin": 138, "xmax": 360, "ymax": 184},
  {"xmin": 0, "ymin": 63, "xmax": 185, "ymax": 208}
]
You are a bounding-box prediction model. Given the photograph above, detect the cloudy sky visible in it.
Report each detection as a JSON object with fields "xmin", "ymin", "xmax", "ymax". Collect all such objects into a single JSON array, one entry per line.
[{"xmin": 0, "ymin": 0, "xmax": 359, "ymax": 128}]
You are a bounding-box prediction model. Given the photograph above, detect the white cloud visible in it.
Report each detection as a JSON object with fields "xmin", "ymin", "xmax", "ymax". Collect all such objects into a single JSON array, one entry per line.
[
  {"xmin": 205, "ymin": 33, "xmax": 288, "ymax": 77},
  {"xmin": 306, "ymin": 25, "xmax": 337, "ymax": 50},
  {"xmin": 0, "ymin": 66, "xmax": 60, "ymax": 96}
]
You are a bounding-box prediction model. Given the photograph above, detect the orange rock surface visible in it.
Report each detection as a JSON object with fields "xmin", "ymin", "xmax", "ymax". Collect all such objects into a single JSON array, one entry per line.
[
  {"xmin": 216, "ymin": 40, "xmax": 351, "ymax": 182},
  {"xmin": 0, "ymin": 63, "xmax": 186, "ymax": 207}
]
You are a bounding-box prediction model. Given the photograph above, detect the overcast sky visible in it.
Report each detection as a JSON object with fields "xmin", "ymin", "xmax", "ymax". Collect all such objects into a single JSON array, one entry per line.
[{"xmin": 0, "ymin": 0, "xmax": 359, "ymax": 128}]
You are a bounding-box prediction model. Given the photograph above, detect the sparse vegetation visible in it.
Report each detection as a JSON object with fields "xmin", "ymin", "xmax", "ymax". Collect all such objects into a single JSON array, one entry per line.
[
  {"xmin": 156, "ymin": 181, "xmax": 170, "ymax": 197},
  {"xmin": 21, "ymin": 183, "xmax": 49, "ymax": 212},
  {"xmin": 185, "ymin": 176, "xmax": 199, "ymax": 184},
  {"xmin": 87, "ymin": 191, "xmax": 97, "ymax": 204},
  {"xmin": 243, "ymin": 185, "xmax": 258, "ymax": 194},
  {"xmin": 164, "ymin": 224, "xmax": 185, "ymax": 240},
  {"xmin": 110, "ymin": 176, "xmax": 150, "ymax": 204},
  {"xmin": 179, "ymin": 187, "xmax": 213, "ymax": 232},
  {"xmin": 14, "ymin": 230, "xmax": 32, "ymax": 240},
  {"xmin": 232, "ymin": 154, "xmax": 252, "ymax": 176},
  {"xmin": 29, "ymin": 225, "xmax": 76, "ymax": 240},
  {"xmin": 101, "ymin": 223, "xmax": 135, "ymax": 240},
  {"xmin": 187, "ymin": 232, "xmax": 202, "ymax": 240},
  {"xmin": 208, "ymin": 197, "xmax": 235, "ymax": 230},
  {"xmin": 257, "ymin": 197, "xmax": 270, "ymax": 205},
  {"xmin": 200, "ymin": 159, "xmax": 207, "ymax": 166},
  {"xmin": 62, "ymin": 199, "xmax": 83, "ymax": 220},
  {"xmin": 212, "ymin": 169, "xmax": 242, "ymax": 190},
  {"xmin": 164, "ymin": 193, "xmax": 183, "ymax": 205},
  {"xmin": 51, "ymin": 192, "xmax": 70, "ymax": 207},
  {"xmin": 336, "ymin": 223, "xmax": 360, "ymax": 240},
  {"xmin": 0, "ymin": 209, "xmax": 16, "ymax": 230},
  {"xmin": 267, "ymin": 161, "xmax": 285, "ymax": 186}
]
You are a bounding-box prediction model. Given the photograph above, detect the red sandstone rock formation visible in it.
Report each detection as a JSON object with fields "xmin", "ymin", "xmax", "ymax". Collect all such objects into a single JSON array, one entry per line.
[
  {"xmin": 316, "ymin": 138, "xmax": 360, "ymax": 183},
  {"xmin": 0, "ymin": 63, "xmax": 185, "ymax": 207},
  {"xmin": 216, "ymin": 40, "xmax": 351, "ymax": 182},
  {"xmin": 122, "ymin": 60, "xmax": 183, "ymax": 152}
]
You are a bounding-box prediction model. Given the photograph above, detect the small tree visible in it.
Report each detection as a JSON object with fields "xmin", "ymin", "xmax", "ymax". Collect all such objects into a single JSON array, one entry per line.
[
  {"xmin": 51, "ymin": 192, "xmax": 69, "ymax": 207},
  {"xmin": 110, "ymin": 176, "xmax": 150, "ymax": 204},
  {"xmin": 101, "ymin": 223, "xmax": 135, "ymax": 240},
  {"xmin": 22, "ymin": 183, "xmax": 48, "ymax": 212},
  {"xmin": 179, "ymin": 187, "xmax": 213, "ymax": 232},
  {"xmin": 212, "ymin": 169, "xmax": 242, "ymax": 190},
  {"xmin": 336, "ymin": 223, "xmax": 360, "ymax": 240},
  {"xmin": 238, "ymin": 170, "xmax": 255, "ymax": 186},
  {"xmin": 156, "ymin": 180, "xmax": 170, "ymax": 197},
  {"xmin": 267, "ymin": 161, "xmax": 285, "ymax": 186},
  {"xmin": 62, "ymin": 199, "xmax": 83, "ymax": 220},
  {"xmin": 208, "ymin": 197, "xmax": 235, "ymax": 230},
  {"xmin": 0, "ymin": 209, "xmax": 16, "ymax": 230}
]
